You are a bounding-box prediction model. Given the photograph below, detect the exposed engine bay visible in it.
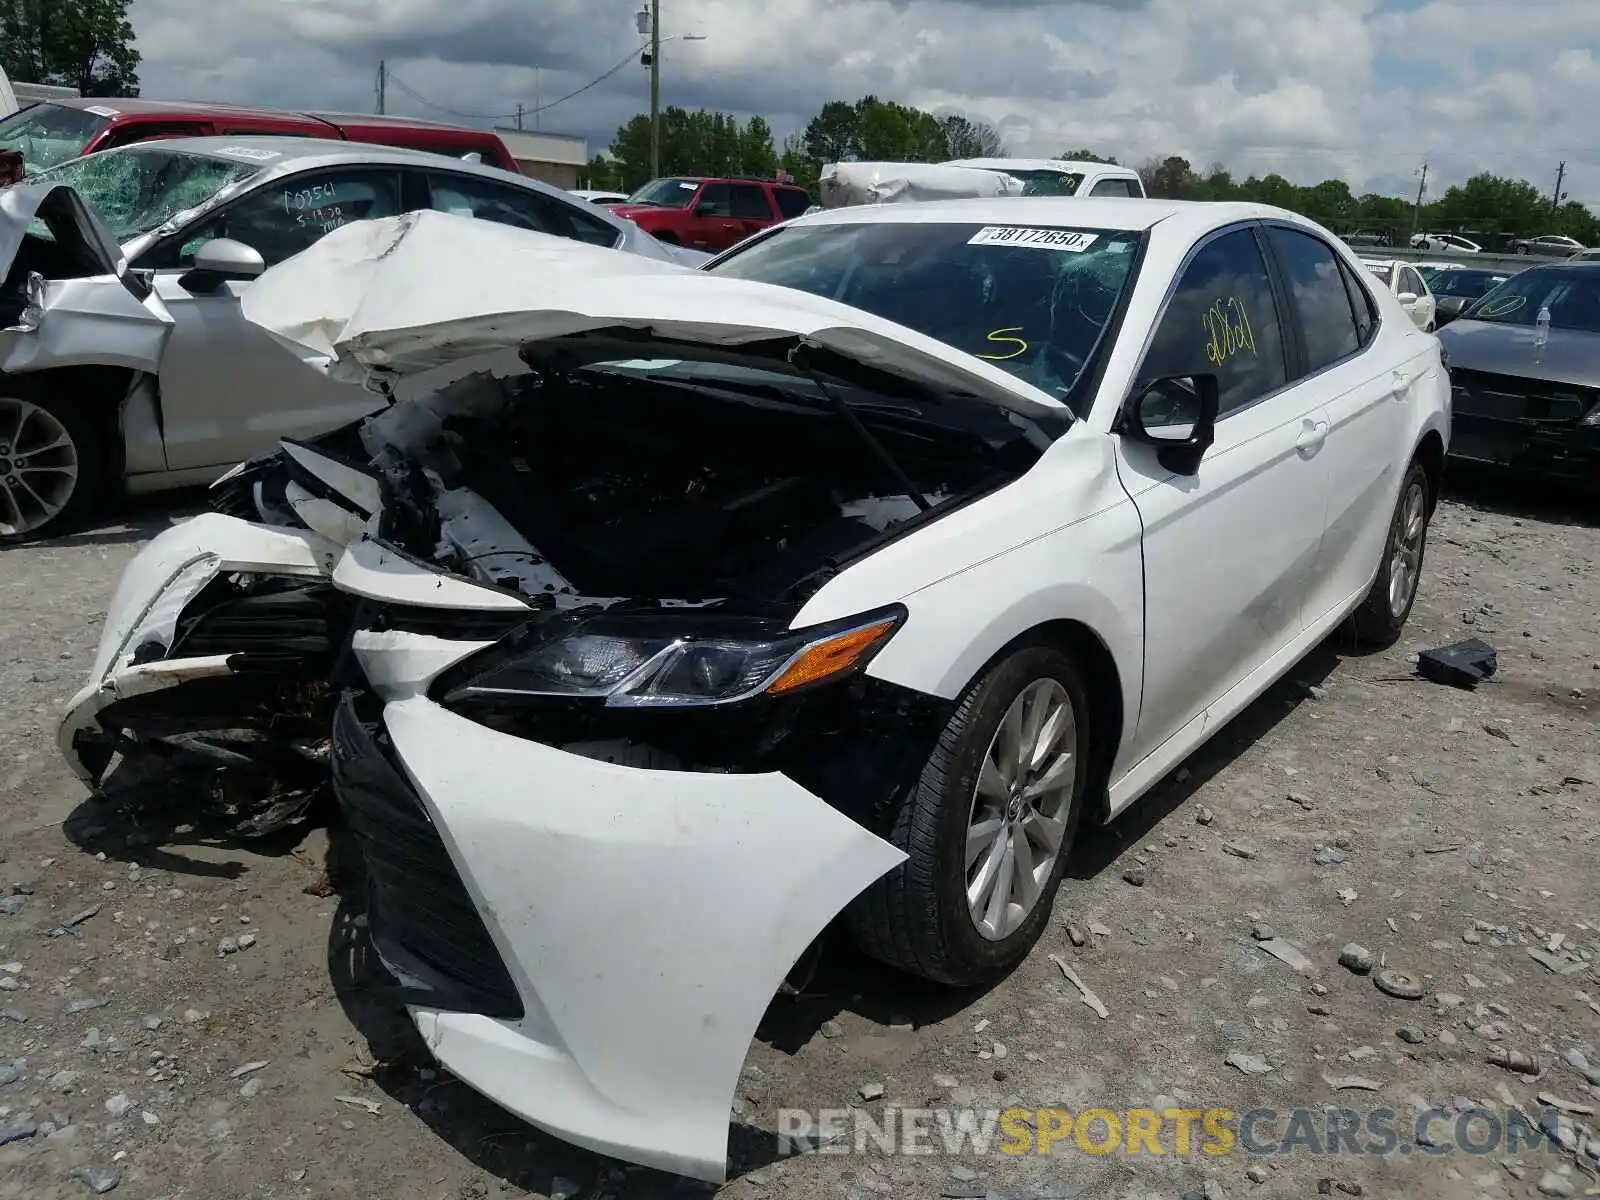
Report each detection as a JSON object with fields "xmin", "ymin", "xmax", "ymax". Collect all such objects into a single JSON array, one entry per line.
[{"xmin": 314, "ymin": 353, "xmax": 1049, "ymax": 612}]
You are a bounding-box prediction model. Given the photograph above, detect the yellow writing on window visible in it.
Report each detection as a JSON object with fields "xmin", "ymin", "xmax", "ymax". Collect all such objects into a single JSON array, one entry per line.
[
  {"xmin": 977, "ymin": 326, "xmax": 1029, "ymax": 362},
  {"xmin": 1201, "ymin": 298, "xmax": 1257, "ymax": 367}
]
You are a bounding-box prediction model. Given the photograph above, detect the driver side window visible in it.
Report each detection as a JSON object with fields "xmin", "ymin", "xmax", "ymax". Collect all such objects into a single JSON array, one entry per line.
[{"xmin": 1137, "ymin": 228, "xmax": 1288, "ymax": 417}]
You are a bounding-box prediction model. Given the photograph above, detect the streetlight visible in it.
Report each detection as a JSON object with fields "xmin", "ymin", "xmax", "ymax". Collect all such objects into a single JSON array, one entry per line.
[{"xmin": 636, "ymin": 3, "xmax": 705, "ymax": 180}]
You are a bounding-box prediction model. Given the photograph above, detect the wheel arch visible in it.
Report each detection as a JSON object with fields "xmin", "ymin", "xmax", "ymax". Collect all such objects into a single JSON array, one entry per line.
[
  {"xmin": 0, "ymin": 364, "xmax": 138, "ymax": 480},
  {"xmin": 1413, "ymin": 427, "xmax": 1445, "ymax": 517}
]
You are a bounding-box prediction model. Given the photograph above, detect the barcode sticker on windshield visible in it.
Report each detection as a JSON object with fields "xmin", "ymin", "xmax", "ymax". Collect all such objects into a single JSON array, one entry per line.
[
  {"xmin": 968, "ymin": 226, "xmax": 1097, "ymax": 252},
  {"xmin": 84, "ymin": 105, "xmax": 120, "ymax": 117}
]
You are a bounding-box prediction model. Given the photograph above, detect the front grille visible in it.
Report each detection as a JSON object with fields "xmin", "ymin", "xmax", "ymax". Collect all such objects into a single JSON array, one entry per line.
[
  {"xmin": 1450, "ymin": 369, "xmax": 1594, "ymax": 424},
  {"xmin": 330, "ymin": 691, "xmax": 523, "ymax": 1019}
]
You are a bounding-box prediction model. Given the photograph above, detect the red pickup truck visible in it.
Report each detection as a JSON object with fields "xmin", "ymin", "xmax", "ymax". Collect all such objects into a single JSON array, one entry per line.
[
  {"xmin": 0, "ymin": 97, "xmax": 520, "ymax": 175},
  {"xmin": 609, "ymin": 176, "xmax": 813, "ymax": 251}
]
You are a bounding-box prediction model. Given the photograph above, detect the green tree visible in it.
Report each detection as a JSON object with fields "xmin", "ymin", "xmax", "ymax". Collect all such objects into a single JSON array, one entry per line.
[
  {"xmin": 0, "ymin": 0, "xmax": 140, "ymax": 96},
  {"xmin": 1056, "ymin": 148, "xmax": 1118, "ymax": 165},
  {"xmin": 939, "ymin": 113, "xmax": 1004, "ymax": 159},
  {"xmin": 606, "ymin": 108, "xmax": 778, "ymax": 190}
]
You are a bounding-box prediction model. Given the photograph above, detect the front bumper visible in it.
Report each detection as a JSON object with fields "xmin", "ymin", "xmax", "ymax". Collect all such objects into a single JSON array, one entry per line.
[
  {"xmin": 57, "ymin": 513, "xmax": 340, "ymax": 784},
  {"xmin": 331, "ymin": 691, "xmax": 905, "ymax": 1182},
  {"xmin": 1449, "ymin": 413, "xmax": 1600, "ymax": 479}
]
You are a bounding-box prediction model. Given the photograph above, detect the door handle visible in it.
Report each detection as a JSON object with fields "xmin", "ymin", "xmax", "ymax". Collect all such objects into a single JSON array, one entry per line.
[
  {"xmin": 1295, "ymin": 418, "xmax": 1329, "ymax": 453},
  {"xmin": 1390, "ymin": 370, "xmax": 1414, "ymax": 399}
]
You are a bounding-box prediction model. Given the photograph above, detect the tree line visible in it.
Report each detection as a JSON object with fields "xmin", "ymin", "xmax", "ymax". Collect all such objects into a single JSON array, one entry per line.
[
  {"xmin": 0, "ymin": 0, "xmax": 140, "ymax": 96},
  {"xmin": 585, "ymin": 97, "xmax": 1598, "ymax": 248}
]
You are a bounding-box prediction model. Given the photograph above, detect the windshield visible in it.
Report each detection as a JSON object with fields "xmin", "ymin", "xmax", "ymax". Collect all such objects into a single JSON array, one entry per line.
[
  {"xmin": 627, "ymin": 178, "xmax": 701, "ymax": 208},
  {"xmin": 27, "ymin": 147, "xmax": 264, "ymax": 243},
  {"xmin": 0, "ymin": 102, "xmax": 111, "ymax": 173},
  {"xmin": 994, "ymin": 168, "xmax": 1084, "ymax": 197},
  {"xmin": 1431, "ymin": 270, "xmax": 1507, "ymax": 299},
  {"xmin": 706, "ymin": 220, "xmax": 1141, "ymax": 413},
  {"xmin": 1464, "ymin": 268, "xmax": 1600, "ymax": 331}
]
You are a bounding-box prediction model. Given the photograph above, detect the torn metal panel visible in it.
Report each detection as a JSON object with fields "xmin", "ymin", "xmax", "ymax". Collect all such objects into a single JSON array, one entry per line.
[{"xmin": 0, "ymin": 272, "xmax": 173, "ymax": 374}]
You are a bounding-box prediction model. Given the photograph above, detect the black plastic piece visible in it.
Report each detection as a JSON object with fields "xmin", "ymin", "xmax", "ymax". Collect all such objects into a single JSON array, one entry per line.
[
  {"xmin": 330, "ymin": 691, "xmax": 524, "ymax": 1020},
  {"xmin": 1417, "ymin": 638, "xmax": 1498, "ymax": 689}
]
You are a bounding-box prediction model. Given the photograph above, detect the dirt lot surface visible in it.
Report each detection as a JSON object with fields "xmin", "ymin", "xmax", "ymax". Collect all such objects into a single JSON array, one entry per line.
[{"xmin": 2, "ymin": 475, "xmax": 1598, "ymax": 1200}]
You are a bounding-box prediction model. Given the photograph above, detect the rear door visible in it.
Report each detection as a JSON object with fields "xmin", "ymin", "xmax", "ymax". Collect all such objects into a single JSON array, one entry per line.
[
  {"xmin": 1113, "ymin": 224, "xmax": 1332, "ymax": 766},
  {"xmin": 139, "ymin": 166, "xmax": 410, "ymax": 471},
  {"xmin": 1262, "ymin": 224, "xmax": 1420, "ymax": 628}
]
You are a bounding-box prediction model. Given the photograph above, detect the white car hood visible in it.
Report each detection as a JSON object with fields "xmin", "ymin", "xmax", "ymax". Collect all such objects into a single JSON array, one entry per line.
[
  {"xmin": 0, "ymin": 181, "xmax": 128, "ymax": 278},
  {"xmin": 239, "ymin": 209, "xmax": 1069, "ymax": 421}
]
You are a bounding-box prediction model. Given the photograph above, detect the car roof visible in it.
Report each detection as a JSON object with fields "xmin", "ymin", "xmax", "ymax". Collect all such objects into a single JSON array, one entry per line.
[
  {"xmin": 306, "ymin": 111, "xmax": 501, "ymax": 135},
  {"xmin": 947, "ymin": 157, "xmax": 1139, "ymax": 178},
  {"xmin": 54, "ymin": 96, "xmax": 322, "ymax": 122},
  {"xmin": 787, "ymin": 196, "xmax": 1301, "ymax": 235},
  {"xmin": 111, "ymin": 134, "xmax": 523, "ymax": 178}
]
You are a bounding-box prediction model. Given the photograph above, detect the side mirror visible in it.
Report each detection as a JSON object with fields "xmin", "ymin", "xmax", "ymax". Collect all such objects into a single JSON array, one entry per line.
[
  {"xmin": 1121, "ymin": 373, "xmax": 1220, "ymax": 476},
  {"xmin": 1397, "ymin": 291, "xmax": 1419, "ymax": 306},
  {"xmin": 694, "ymin": 202, "xmax": 719, "ymax": 217},
  {"xmin": 179, "ymin": 238, "xmax": 265, "ymax": 292}
]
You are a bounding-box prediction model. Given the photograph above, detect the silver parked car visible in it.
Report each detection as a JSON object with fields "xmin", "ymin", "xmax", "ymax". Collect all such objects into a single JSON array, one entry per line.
[{"xmin": 0, "ymin": 136, "xmax": 706, "ymax": 541}]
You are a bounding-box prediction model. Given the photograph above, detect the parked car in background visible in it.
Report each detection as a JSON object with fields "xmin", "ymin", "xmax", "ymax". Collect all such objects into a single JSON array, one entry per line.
[
  {"xmin": 1345, "ymin": 228, "xmax": 1395, "ymax": 248},
  {"xmin": 0, "ymin": 98, "xmax": 520, "ymax": 176},
  {"xmin": 1512, "ymin": 233, "xmax": 1585, "ymax": 257},
  {"xmin": 1436, "ymin": 261, "xmax": 1600, "ymax": 479},
  {"xmin": 607, "ymin": 175, "xmax": 813, "ymax": 250},
  {"xmin": 569, "ymin": 188, "xmax": 630, "ymax": 205},
  {"xmin": 63, "ymin": 196, "xmax": 1448, "ymax": 1183},
  {"xmin": 943, "ymin": 157, "xmax": 1147, "ymax": 197},
  {"xmin": 1571, "ymin": 248, "xmax": 1600, "ymax": 263},
  {"xmin": 1363, "ymin": 259, "xmax": 1437, "ymax": 330},
  {"xmin": 0, "ymin": 137, "xmax": 704, "ymax": 541},
  {"xmin": 1425, "ymin": 267, "xmax": 1511, "ymax": 327},
  {"xmin": 1409, "ymin": 232, "xmax": 1481, "ymax": 254}
]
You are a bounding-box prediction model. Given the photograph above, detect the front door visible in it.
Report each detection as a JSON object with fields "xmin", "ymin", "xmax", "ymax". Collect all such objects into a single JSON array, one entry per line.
[
  {"xmin": 727, "ymin": 183, "xmax": 775, "ymax": 244},
  {"xmin": 690, "ymin": 183, "xmax": 742, "ymax": 251},
  {"xmin": 136, "ymin": 167, "xmax": 407, "ymax": 472},
  {"xmin": 1112, "ymin": 224, "xmax": 1332, "ymax": 765}
]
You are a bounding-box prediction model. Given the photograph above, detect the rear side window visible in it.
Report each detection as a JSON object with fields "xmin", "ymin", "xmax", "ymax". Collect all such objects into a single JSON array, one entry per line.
[
  {"xmin": 1266, "ymin": 227, "xmax": 1361, "ymax": 372},
  {"xmin": 1338, "ymin": 259, "xmax": 1378, "ymax": 345},
  {"xmin": 1138, "ymin": 228, "xmax": 1289, "ymax": 416},
  {"xmin": 1089, "ymin": 178, "xmax": 1138, "ymax": 198},
  {"xmin": 773, "ymin": 187, "xmax": 811, "ymax": 219},
  {"xmin": 426, "ymin": 172, "xmax": 620, "ymax": 248}
]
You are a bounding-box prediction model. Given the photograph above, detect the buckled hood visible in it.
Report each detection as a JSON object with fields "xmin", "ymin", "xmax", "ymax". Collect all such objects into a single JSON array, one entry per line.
[{"xmin": 239, "ymin": 209, "xmax": 1070, "ymax": 421}]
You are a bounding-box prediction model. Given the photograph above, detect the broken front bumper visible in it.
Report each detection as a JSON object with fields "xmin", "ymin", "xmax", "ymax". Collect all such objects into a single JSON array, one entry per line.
[
  {"xmin": 58, "ymin": 513, "xmax": 340, "ymax": 784},
  {"xmin": 331, "ymin": 690, "xmax": 906, "ymax": 1182}
]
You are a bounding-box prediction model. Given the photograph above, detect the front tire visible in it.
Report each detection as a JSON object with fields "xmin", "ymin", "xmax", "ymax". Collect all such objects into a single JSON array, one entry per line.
[
  {"xmin": 846, "ymin": 642, "xmax": 1091, "ymax": 987},
  {"xmin": 0, "ymin": 385, "xmax": 105, "ymax": 543},
  {"xmin": 1351, "ymin": 459, "xmax": 1431, "ymax": 646}
]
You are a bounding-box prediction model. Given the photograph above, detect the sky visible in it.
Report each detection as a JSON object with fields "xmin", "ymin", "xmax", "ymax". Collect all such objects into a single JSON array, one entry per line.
[{"xmin": 131, "ymin": 0, "xmax": 1600, "ymax": 206}]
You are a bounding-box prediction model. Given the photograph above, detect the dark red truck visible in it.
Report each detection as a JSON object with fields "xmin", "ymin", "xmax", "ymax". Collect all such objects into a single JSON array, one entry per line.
[
  {"xmin": 609, "ymin": 176, "xmax": 814, "ymax": 251},
  {"xmin": 0, "ymin": 98, "xmax": 520, "ymax": 176}
]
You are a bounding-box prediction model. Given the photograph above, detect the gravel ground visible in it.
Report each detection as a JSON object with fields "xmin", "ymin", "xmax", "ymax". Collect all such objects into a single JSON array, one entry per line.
[{"xmin": 2, "ymin": 473, "xmax": 1597, "ymax": 1200}]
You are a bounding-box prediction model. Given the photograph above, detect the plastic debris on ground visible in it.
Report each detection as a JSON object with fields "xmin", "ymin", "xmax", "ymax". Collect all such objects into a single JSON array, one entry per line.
[{"xmin": 1416, "ymin": 637, "xmax": 1497, "ymax": 688}]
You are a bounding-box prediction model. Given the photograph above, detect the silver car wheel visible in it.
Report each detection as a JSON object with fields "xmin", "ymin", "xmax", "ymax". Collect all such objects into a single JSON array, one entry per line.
[
  {"xmin": 0, "ymin": 396, "xmax": 79, "ymax": 537},
  {"xmin": 965, "ymin": 677, "xmax": 1077, "ymax": 941},
  {"xmin": 1387, "ymin": 479, "xmax": 1427, "ymax": 619}
]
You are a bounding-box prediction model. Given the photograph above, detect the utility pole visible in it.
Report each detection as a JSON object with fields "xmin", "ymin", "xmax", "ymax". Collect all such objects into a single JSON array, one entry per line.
[
  {"xmin": 1410, "ymin": 159, "xmax": 1428, "ymax": 241},
  {"xmin": 376, "ymin": 60, "xmax": 386, "ymax": 114},
  {"xmin": 649, "ymin": 0, "xmax": 662, "ymax": 179},
  {"xmin": 1551, "ymin": 161, "xmax": 1566, "ymax": 210},
  {"xmin": 515, "ymin": 103, "xmax": 524, "ymax": 131}
]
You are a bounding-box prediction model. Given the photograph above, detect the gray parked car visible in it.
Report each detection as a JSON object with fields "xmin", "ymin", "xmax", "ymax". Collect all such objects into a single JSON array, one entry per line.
[{"xmin": 0, "ymin": 136, "xmax": 706, "ymax": 541}]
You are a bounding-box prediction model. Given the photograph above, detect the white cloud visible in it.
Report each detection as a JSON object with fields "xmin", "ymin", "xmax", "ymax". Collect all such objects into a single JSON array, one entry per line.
[{"xmin": 130, "ymin": 0, "xmax": 1600, "ymax": 205}]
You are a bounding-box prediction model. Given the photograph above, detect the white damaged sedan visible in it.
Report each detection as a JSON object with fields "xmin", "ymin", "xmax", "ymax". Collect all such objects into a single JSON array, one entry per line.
[{"xmin": 60, "ymin": 200, "xmax": 1450, "ymax": 1181}]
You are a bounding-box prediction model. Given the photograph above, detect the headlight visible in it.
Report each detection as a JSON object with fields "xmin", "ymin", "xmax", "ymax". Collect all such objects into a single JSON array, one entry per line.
[
  {"xmin": 1581, "ymin": 402, "xmax": 1600, "ymax": 427},
  {"xmin": 439, "ymin": 607, "xmax": 905, "ymax": 709}
]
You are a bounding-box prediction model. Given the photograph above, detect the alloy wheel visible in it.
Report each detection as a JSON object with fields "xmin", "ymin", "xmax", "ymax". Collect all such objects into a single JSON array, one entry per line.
[
  {"xmin": 0, "ymin": 397, "xmax": 79, "ymax": 537},
  {"xmin": 1387, "ymin": 479, "xmax": 1427, "ymax": 619},
  {"xmin": 964, "ymin": 678, "xmax": 1078, "ymax": 940}
]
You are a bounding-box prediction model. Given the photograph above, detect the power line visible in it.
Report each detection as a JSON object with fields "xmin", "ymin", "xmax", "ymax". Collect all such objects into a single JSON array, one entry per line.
[{"xmin": 385, "ymin": 41, "xmax": 652, "ymax": 125}]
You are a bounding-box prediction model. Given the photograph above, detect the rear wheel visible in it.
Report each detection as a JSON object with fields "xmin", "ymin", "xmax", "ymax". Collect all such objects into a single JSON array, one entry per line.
[
  {"xmin": 0, "ymin": 387, "xmax": 105, "ymax": 543},
  {"xmin": 846, "ymin": 642, "xmax": 1090, "ymax": 987},
  {"xmin": 1351, "ymin": 459, "xmax": 1430, "ymax": 646}
]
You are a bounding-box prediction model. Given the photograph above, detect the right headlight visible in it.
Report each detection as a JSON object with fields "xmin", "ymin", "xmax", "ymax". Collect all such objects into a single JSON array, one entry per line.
[{"xmin": 437, "ymin": 606, "xmax": 906, "ymax": 710}]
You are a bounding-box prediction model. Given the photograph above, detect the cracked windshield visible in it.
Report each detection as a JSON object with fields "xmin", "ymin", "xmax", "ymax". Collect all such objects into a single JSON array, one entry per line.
[{"xmin": 25, "ymin": 147, "xmax": 263, "ymax": 242}]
